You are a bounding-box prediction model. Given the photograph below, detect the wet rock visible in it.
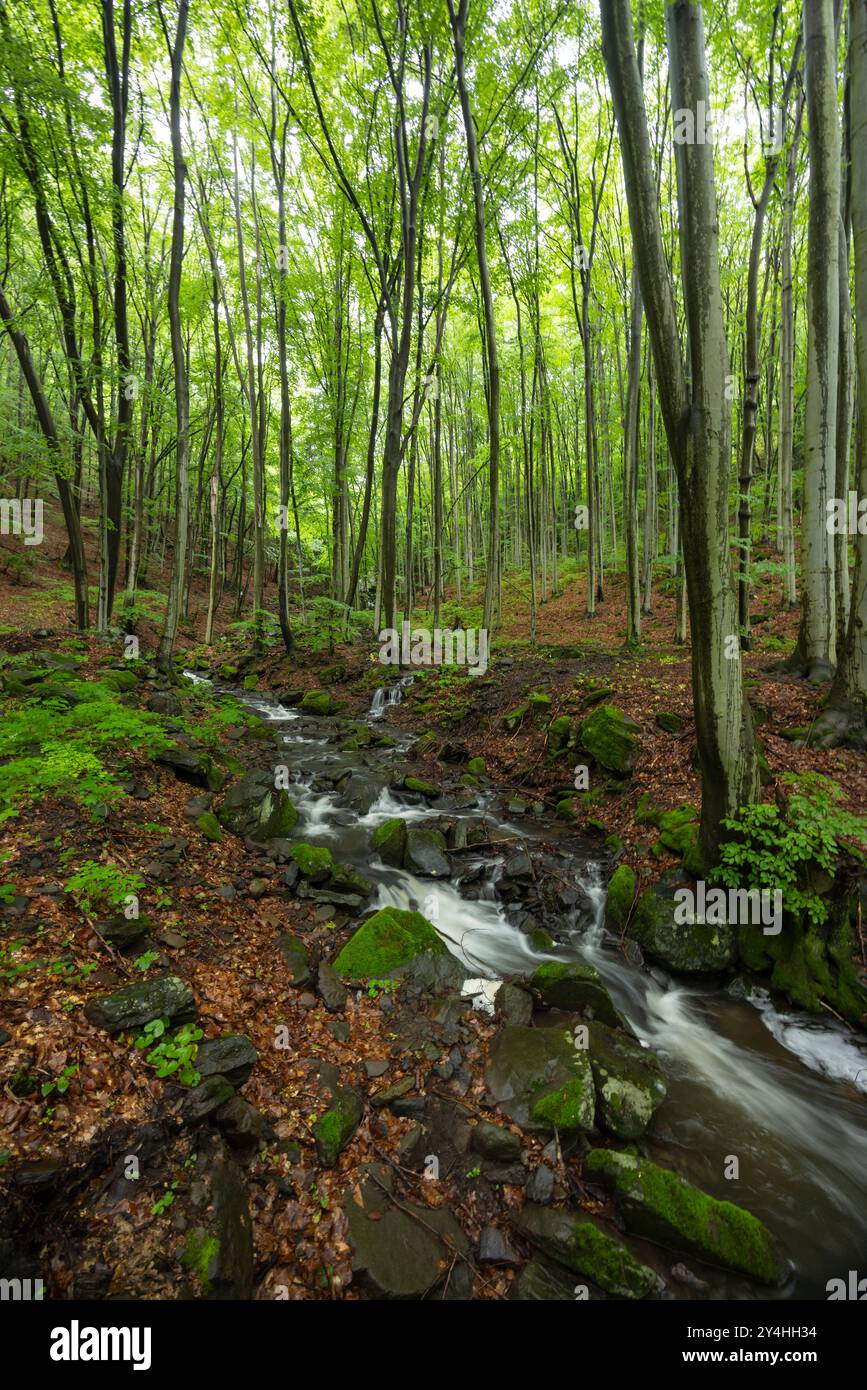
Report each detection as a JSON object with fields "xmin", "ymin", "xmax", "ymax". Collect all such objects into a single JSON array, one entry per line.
[
  {"xmin": 313, "ymin": 1085, "xmax": 364, "ymax": 1167},
  {"xmin": 147, "ymin": 691, "xmax": 182, "ymax": 716},
  {"xmin": 502, "ymin": 849, "xmax": 533, "ymax": 881},
  {"xmin": 510, "ymin": 1259, "xmax": 577, "ymax": 1301},
  {"xmin": 157, "ymin": 743, "xmax": 222, "ymax": 790},
  {"xmin": 584, "ymin": 1149, "xmax": 787, "ymax": 1286},
  {"xmin": 84, "ymin": 975, "xmax": 195, "ymax": 1032},
  {"xmin": 337, "ymin": 772, "xmax": 384, "ymax": 814},
  {"xmin": 317, "ymin": 961, "xmax": 348, "ymax": 1012},
  {"xmin": 177, "ymin": 1074, "xmax": 235, "ymax": 1123},
  {"xmin": 629, "ymin": 870, "xmax": 737, "ymax": 974},
  {"xmin": 515, "ymin": 1204, "xmax": 661, "ymax": 1298},
  {"xmin": 196, "ymin": 1034, "xmax": 258, "ymax": 1088},
  {"xmin": 328, "ymin": 864, "xmax": 374, "ymax": 900},
  {"xmin": 218, "ymin": 770, "xmax": 298, "ymax": 844},
  {"xmin": 300, "ymin": 689, "xmax": 333, "ymax": 716},
  {"xmin": 95, "ymin": 915, "xmax": 149, "ymax": 952},
  {"xmin": 278, "ymin": 933, "xmax": 312, "ymax": 987},
  {"xmin": 526, "ymin": 1163, "xmax": 555, "ymax": 1204},
  {"xmin": 181, "ymin": 1136, "xmax": 253, "ymax": 1298},
  {"xmin": 479, "ymin": 1226, "xmax": 520, "ymax": 1266},
  {"xmin": 493, "ymin": 982, "xmax": 533, "ymax": 1027},
  {"xmin": 605, "ymin": 864, "xmax": 637, "ymax": 932},
  {"xmin": 371, "ymin": 817, "xmax": 407, "ymax": 867},
  {"xmin": 404, "ymin": 827, "xmax": 450, "ymax": 877},
  {"xmin": 587, "ymin": 1021, "xmax": 667, "ymax": 1140},
  {"xmin": 470, "ymin": 1119, "xmax": 521, "ymax": 1164},
  {"xmin": 13, "ymin": 1159, "xmax": 64, "ymax": 1195},
  {"xmin": 364, "ymin": 1058, "xmax": 390, "ymax": 1079},
  {"xmin": 530, "ymin": 960, "xmax": 622, "ymax": 1026},
  {"xmin": 288, "ymin": 842, "xmax": 334, "ymax": 883},
  {"xmin": 485, "ymin": 1025, "xmax": 596, "ymax": 1135},
  {"xmin": 333, "ymin": 906, "xmax": 447, "ymax": 982},
  {"xmin": 345, "ymin": 1169, "xmax": 469, "ymax": 1298},
  {"xmin": 214, "ymin": 1096, "xmax": 274, "ymax": 1154}
]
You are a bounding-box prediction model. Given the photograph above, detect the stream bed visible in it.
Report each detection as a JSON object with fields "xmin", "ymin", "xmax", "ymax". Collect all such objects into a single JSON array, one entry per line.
[{"xmin": 188, "ymin": 669, "xmax": 867, "ymax": 1299}]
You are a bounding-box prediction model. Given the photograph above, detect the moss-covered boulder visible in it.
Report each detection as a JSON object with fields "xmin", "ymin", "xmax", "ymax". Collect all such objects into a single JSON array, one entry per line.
[
  {"xmin": 584, "ymin": 1149, "xmax": 786, "ymax": 1286},
  {"xmin": 485, "ymin": 1026, "xmax": 595, "ymax": 1135},
  {"xmin": 606, "ymin": 864, "xmax": 636, "ymax": 931},
  {"xmin": 300, "ymin": 689, "xmax": 332, "ymax": 716},
  {"xmin": 328, "ymin": 864, "xmax": 374, "ymax": 900},
  {"xmin": 218, "ymin": 771, "xmax": 298, "ymax": 844},
  {"xmin": 530, "ymin": 960, "xmax": 622, "ymax": 1026},
  {"xmin": 580, "ymin": 705, "xmax": 642, "ymax": 775},
  {"xmin": 629, "ymin": 871, "xmax": 737, "ymax": 974},
  {"xmin": 333, "ymin": 907, "xmax": 447, "ymax": 982},
  {"xmin": 466, "ymin": 755, "xmax": 487, "ymax": 777},
  {"xmin": 99, "ymin": 667, "xmax": 140, "ymax": 693},
  {"xmin": 528, "ymin": 691, "xmax": 553, "ymax": 719},
  {"xmin": 313, "ymin": 1086, "xmax": 364, "ymax": 1167},
  {"xmin": 514, "ymin": 1205, "xmax": 660, "ymax": 1298},
  {"xmin": 289, "ymin": 842, "xmax": 334, "ymax": 884},
  {"xmin": 197, "ymin": 810, "xmax": 223, "ymax": 843},
  {"xmin": 736, "ymin": 881, "xmax": 867, "ymax": 1027},
  {"xmin": 655, "ymin": 710, "xmax": 685, "ymax": 734},
  {"xmin": 587, "ymin": 1022, "xmax": 667, "ymax": 1139},
  {"xmin": 402, "ymin": 776, "xmax": 440, "ymax": 799}
]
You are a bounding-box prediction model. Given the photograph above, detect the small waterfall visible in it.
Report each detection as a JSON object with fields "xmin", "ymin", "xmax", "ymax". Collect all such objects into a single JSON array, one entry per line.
[{"xmin": 369, "ymin": 673, "xmax": 415, "ymax": 719}]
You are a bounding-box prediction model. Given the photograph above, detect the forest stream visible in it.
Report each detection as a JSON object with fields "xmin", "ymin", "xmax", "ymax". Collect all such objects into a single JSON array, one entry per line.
[{"xmin": 188, "ymin": 669, "xmax": 867, "ymax": 1301}]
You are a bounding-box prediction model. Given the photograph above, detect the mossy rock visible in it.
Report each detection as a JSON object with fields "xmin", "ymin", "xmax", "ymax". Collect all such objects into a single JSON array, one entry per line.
[
  {"xmin": 528, "ymin": 690, "xmax": 553, "ymax": 719},
  {"xmin": 84, "ymin": 975, "xmax": 195, "ymax": 1032},
  {"xmin": 515, "ymin": 1205, "xmax": 660, "ymax": 1298},
  {"xmin": 333, "ymin": 907, "xmax": 447, "ymax": 982},
  {"xmin": 584, "ymin": 1149, "xmax": 786, "ymax": 1286},
  {"xmin": 530, "ymin": 960, "xmax": 622, "ymax": 1026},
  {"xmin": 300, "ymin": 689, "xmax": 332, "ymax": 716},
  {"xmin": 629, "ymin": 871, "xmax": 737, "ymax": 975},
  {"xmin": 604, "ymin": 833, "xmax": 624, "ymax": 855},
  {"xmin": 655, "ymin": 710, "xmax": 685, "ymax": 734},
  {"xmin": 737, "ymin": 886, "xmax": 867, "ymax": 1027},
  {"xmin": 313, "ymin": 1087, "xmax": 364, "ymax": 1167},
  {"xmin": 546, "ymin": 715, "xmax": 575, "ymax": 758},
  {"xmin": 242, "ymin": 674, "xmax": 258, "ymax": 691},
  {"xmin": 329, "ymin": 864, "xmax": 374, "ymax": 899},
  {"xmin": 402, "ymin": 776, "xmax": 440, "ymax": 798},
  {"xmin": 485, "ymin": 1025, "xmax": 596, "ymax": 1136},
  {"xmin": 605, "ymin": 864, "xmax": 636, "ymax": 932},
  {"xmin": 555, "ymin": 796, "xmax": 577, "ymax": 821},
  {"xmin": 289, "ymin": 842, "xmax": 334, "ymax": 883},
  {"xmin": 371, "ymin": 817, "xmax": 407, "ymax": 867},
  {"xmin": 580, "ymin": 686, "xmax": 617, "ymax": 709},
  {"xmin": 197, "ymin": 810, "xmax": 223, "ymax": 843},
  {"xmin": 502, "ymin": 703, "xmax": 529, "ymax": 732},
  {"xmin": 466, "ymin": 755, "xmax": 487, "ymax": 777},
  {"xmin": 98, "ymin": 667, "xmax": 140, "ymax": 692},
  {"xmin": 587, "ymin": 1021, "xmax": 667, "ymax": 1139},
  {"xmin": 580, "ymin": 705, "xmax": 641, "ymax": 775},
  {"xmin": 278, "ymin": 934, "xmax": 311, "ymax": 987}
]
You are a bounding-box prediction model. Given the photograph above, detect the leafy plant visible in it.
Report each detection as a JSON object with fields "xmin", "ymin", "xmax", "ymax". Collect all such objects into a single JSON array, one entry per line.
[
  {"xmin": 135, "ymin": 1018, "xmax": 203, "ymax": 1085},
  {"xmin": 41, "ymin": 1064, "xmax": 78, "ymax": 1099},
  {"xmin": 65, "ymin": 861, "xmax": 144, "ymax": 915},
  {"xmin": 712, "ymin": 774, "xmax": 867, "ymax": 925},
  {"xmin": 134, "ymin": 950, "xmax": 159, "ymax": 973}
]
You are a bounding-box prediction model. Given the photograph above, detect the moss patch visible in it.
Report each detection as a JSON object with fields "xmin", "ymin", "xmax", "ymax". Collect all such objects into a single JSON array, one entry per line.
[{"xmin": 333, "ymin": 907, "xmax": 447, "ymax": 982}]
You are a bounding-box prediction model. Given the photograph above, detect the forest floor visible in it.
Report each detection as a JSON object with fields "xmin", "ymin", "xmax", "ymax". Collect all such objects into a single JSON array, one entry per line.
[{"xmin": 1, "ymin": 506, "xmax": 865, "ymax": 1301}]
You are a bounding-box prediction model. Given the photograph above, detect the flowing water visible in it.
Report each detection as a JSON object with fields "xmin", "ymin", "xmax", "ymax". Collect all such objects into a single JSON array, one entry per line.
[{"xmin": 185, "ymin": 669, "xmax": 867, "ymax": 1298}]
